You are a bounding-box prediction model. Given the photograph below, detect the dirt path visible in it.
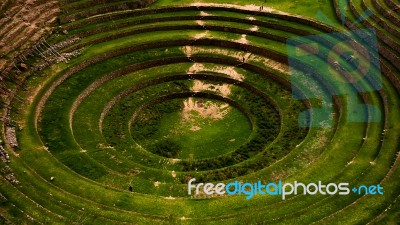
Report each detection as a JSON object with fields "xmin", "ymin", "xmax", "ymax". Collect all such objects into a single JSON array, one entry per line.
[
  {"xmin": 196, "ymin": 20, "xmax": 205, "ymax": 26},
  {"xmin": 237, "ymin": 34, "xmax": 248, "ymax": 44},
  {"xmin": 187, "ymin": 63, "xmax": 244, "ymax": 81},
  {"xmin": 200, "ymin": 11, "xmax": 212, "ymax": 16},
  {"xmin": 183, "ymin": 97, "xmax": 230, "ymax": 121},
  {"xmin": 250, "ymin": 26, "xmax": 259, "ymax": 31},
  {"xmin": 190, "ymin": 3, "xmax": 276, "ymax": 13},
  {"xmin": 193, "ymin": 80, "xmax": 231, "ymax": 97}
]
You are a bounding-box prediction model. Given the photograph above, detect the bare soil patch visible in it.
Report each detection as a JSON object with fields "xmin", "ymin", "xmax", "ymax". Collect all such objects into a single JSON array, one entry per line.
[{"xmin": 183, "ymin": 97, "xmax": 230, "ymax": 121}]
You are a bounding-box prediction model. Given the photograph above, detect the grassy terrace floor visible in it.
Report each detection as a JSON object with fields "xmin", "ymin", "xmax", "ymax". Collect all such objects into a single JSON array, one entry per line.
[{"xmin": 0, "ymin": 0, "xmax": 399, "ymax": 224}]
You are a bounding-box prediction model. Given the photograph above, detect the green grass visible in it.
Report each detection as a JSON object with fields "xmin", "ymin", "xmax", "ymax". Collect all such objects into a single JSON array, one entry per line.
[
  {"xmin": 0, "ymin": 1, "xmax": 399, "ymax": 224},
  {"xmin": 137, "ymin": 98, "xmax": 253, "ymax": 159},
  {"xmin": 151, "ymin": 0, "xmax": 342, "ymax": 28}
]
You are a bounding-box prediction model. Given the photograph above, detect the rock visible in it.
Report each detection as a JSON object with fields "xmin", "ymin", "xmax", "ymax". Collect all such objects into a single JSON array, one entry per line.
[
  {"xmin": 19, "ymin": 63, "xmax": 28, "ymax": 71},
  {"xmin": 6, "ymin": 127, "xmax": 18, "ymax": 148}
]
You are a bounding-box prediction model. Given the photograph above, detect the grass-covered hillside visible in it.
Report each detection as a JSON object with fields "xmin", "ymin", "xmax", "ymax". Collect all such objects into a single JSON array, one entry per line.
[{"xmin": 0, "ymin": 0, "xmax": 399, "ymax": 224}]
